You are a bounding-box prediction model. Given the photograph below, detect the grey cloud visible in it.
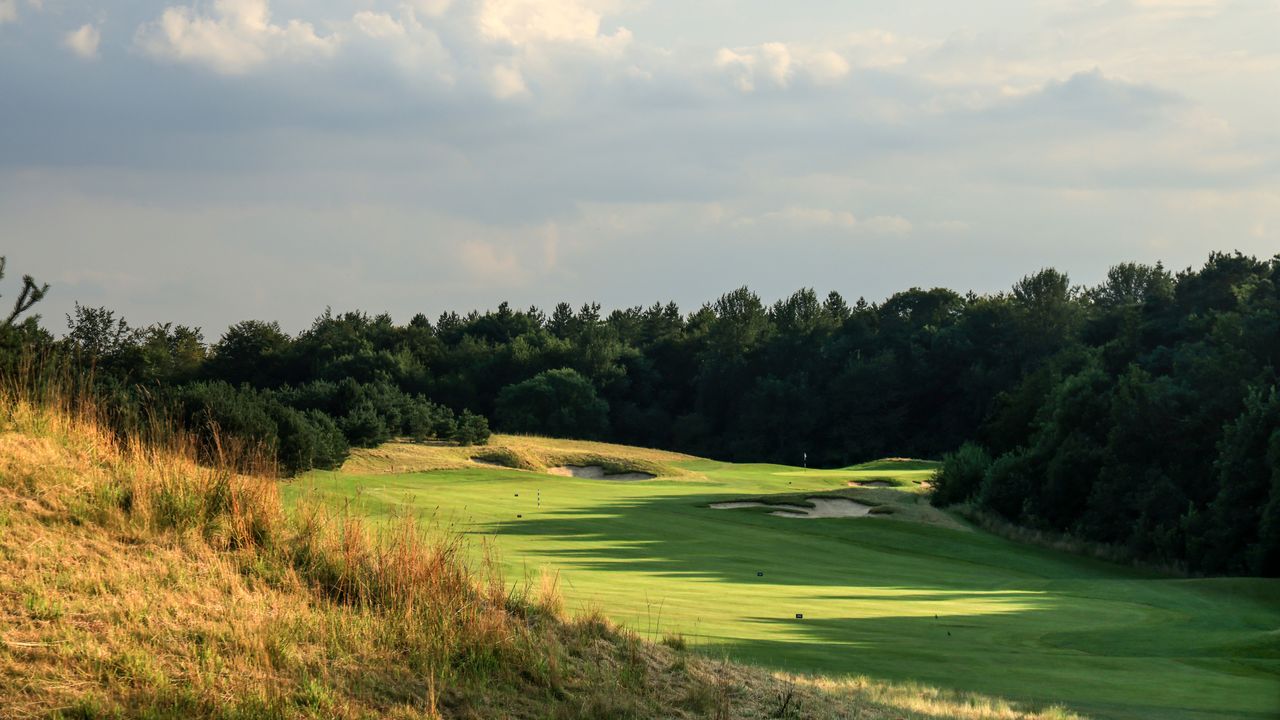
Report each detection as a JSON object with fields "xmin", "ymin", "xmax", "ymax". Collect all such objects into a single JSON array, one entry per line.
[{"xmin": 0, "ymin": 0, "xmax": 1276, "ymax": 335}]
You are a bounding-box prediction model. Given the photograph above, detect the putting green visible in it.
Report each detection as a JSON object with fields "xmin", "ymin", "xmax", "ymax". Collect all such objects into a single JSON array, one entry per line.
[{"xmin": 287, "ymin": 447, "xmax": 1280, "ymax": 720}]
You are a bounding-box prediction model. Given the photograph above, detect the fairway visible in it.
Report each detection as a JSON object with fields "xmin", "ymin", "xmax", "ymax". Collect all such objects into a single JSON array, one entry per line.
[{"xmin": 287, "ymin": 439, "xmax": 1280, "ymax": 720}]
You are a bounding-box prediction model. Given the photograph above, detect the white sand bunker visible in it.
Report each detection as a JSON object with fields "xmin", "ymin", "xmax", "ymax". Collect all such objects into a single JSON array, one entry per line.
[
  {"xmin": 710, "ymin": 497, "xmax": 874, "ymax": 519},
  {"xmin": 548, "ymin": 465, "xmax": 656, "ymax": 481}
]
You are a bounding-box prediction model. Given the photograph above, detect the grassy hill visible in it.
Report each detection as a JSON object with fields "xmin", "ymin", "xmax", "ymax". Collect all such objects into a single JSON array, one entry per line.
[
  {"xmin": 1, "ymin": 397, "xmax": 1095, "ymax": 719},
  {"xmin": 286, "ymin": 437, "xmax": 1280, "ymax": 720}
]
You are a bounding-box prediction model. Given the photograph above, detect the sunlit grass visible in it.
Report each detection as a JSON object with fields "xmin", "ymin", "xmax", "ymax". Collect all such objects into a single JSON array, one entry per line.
[{"xmin": 295, "ymin": 437, "xmax": 1280, "ymax": 720}]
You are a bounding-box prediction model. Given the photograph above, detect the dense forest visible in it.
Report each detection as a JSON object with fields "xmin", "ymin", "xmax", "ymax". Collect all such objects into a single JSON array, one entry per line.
[{"xmin": 1, "ymin": 252, "xmax": 1277, "ymax": 576}]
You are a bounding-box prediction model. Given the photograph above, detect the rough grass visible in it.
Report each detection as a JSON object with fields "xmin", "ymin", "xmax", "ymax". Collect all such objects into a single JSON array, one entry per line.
[
  {"xmin": 0, "ymin": 388, "xmax": 1085, "ymax": 720},
  {"xmin": 339, "ymin": 434, "xmax": 696, "ymax": 478}
]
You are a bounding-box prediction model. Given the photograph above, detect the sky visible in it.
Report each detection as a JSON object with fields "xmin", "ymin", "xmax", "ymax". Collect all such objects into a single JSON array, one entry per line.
[{"xmin": 1, "ymin": 0, "xmax": 1277, "ymax": 336}]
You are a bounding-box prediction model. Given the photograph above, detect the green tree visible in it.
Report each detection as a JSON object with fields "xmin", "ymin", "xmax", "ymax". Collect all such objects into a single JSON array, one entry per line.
[
  {"xmin": 0, "ymin": 256, "xmax": 49, "ymax": 329},
  {"xmin": 207, "ymin": 320, "xmax": 291, "ymax": 387},
  {"xmin": 931, "ymin": 442, "xmax": 992, "ymax": 507},
  {"xmin": 495, "ymin": 368, "xmax": 609, "ymax": 438},
  {"xmin": 453, "ymin": 410, "xmax": 491, "ymax": 446}
]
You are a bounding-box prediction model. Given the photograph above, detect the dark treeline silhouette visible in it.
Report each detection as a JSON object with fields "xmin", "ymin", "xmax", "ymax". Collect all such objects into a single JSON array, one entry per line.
[{"xmin": 2, "ymin": 251, "xmax": 1277, "ymax": 575}]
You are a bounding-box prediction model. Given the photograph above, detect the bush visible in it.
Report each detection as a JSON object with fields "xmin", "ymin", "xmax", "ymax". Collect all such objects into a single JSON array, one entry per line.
[
  {"xmin": 341, "ymin": 401, "xmax": 391, "ymax": 448},
  {"xmin": 172, "ymin": 381, "xmax": 279, "ymax": 463},
  {"xmin": 931, "ymin": 442, "xmax": 992, "ymax": 506},
  {"xmin": 979, "ymin": 450, "xmax": 1037, "ymax": 520},
  {"xmin": 453, "ymin": 410, "xmax": 490, "ymax": 446},
  {"xmin": 271, "ymin": 406, "xmax": 349, "ymax": 474},
  {"xmin": 402, "ymin": 399, "xmax": 457, "ymax": 442}
]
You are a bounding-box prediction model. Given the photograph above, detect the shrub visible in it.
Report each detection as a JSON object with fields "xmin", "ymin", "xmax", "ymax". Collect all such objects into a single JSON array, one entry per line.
[
  {"xmin": 271, "ymin": 406, "xmax": 349, "ymax": 474},
  {"xmin": 453, "ymin": 410, "xmax": 490, "ymax": 446},
  {"xmin": 172, "ymin": 381, "xmax": 279, "ymax": 464},
  {"xmin": 931, "ymin": 442, "xmax": 992, "ymax": 506},
  {"xmin": 979, "ymin": 450, "xmax": 1037, "ymax": 520},
  {"xmin": 341, "ymin": 401, "xmax": 391, "ymax": 448},
  {"xmin": 403, "ymin": 399, "xmax": 457, "ymax": 442}
]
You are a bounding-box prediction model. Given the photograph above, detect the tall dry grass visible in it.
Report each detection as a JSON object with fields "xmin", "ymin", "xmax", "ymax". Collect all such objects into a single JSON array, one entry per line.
[{"xmin": 0, "ymin": 367, "xmax": 559, "ymax": 716}]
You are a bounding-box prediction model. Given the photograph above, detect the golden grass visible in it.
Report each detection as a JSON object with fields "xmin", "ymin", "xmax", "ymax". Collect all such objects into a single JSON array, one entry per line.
[
  {"xmin": 339, "ymin": 433, "xmax": 698, "ymax": 479},
  {"xmin": 0, "ymin": 385, "xmax": 1085, "ymax": 720}
]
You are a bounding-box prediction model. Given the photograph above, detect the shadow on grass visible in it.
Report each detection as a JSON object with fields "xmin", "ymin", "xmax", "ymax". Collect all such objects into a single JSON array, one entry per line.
[
  {"xmin": 478, "ymin": 490, "xmax": 1147, "ymax": 587},
  {"xmin": 312, "ymin": 481, "xmax": 1280, "ymax": 720},
  {"xmin": 468, "ymin": 491, "xmax": 1280, "ymax": 718}
]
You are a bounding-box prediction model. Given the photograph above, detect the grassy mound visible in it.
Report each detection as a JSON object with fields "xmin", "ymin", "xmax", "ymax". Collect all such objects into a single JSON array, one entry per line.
[
  {"xmin": 0, "ymin": 393, "xmax": 1084, "ymax": 719},
  {"xmin": 339, "ymin": 434, "xmax": 695, "ymax": 479}
]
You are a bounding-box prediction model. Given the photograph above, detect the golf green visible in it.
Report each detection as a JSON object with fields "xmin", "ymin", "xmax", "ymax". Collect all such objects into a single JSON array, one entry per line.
[{"xmin": 286, "ymin": 451, "xmax": 1280, "ymax": 720}]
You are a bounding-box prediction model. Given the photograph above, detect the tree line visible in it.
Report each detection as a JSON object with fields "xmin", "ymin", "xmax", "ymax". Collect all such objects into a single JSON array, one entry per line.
[{"xmin": 2, "ymin": 251, "xmax": 1276, "ymax": 575}]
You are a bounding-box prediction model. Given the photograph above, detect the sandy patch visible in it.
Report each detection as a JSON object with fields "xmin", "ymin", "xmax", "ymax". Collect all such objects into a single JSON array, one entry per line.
[
  {"xmin": 710, "ymin": 498, "xmax": 874, "ymax": 519},
  {"xmin": 548, "ymin": 465, "xmax": 656, "ymax": 481}
]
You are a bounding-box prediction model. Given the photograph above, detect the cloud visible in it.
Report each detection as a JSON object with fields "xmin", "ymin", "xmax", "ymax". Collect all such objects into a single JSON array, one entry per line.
[
  {"xmin": 841, "ymin": 30, "xmax": 926, "ymax": 69},
  {"xmin": 736, "ymin": 206, "xmax": 912, "ymax": 236},
  {"xmin": 3, "ymin": 0, "xmax": 1278, "ymax": 335},
  {"xmin": 135, "ymin": 0, "xmax": 339, "ymax": 75},
  {"xmin": 457, "ymin": 238, "xmax": 528, "ymax": 284},
  {"xmin": 64, "ymin": 24, "xmax": 102, "ymax": 59},
  {"xmin": 476, "ymin": 0, "xmax": 627, "ymax": 46},
  {"xmin": 348, "ymin": 8, "xmax": 452, "ymax": 80},
  {"xmin": 491, "ymin": 62, "xmax": 529, "ymax": 98},
  {"xmin": 998, "ymin": 69, "xmax": 1178, "ymax": 128},
  {"xmin": 352, "ymin": 11, "xmax": 405, "ymax": 39},
  {"xmin": 860, "ymin": 215, "xmax": 913, "ymax": 235},
  {"xmin": 0, "ymin": 0, "xmax": 46, "ymax": 26},
  {"xmin": 715, "ymin": 41, "xmax": 850, "ymax": 92},
  {"xmin": 750, "ymin": 206, "xmax": 857, "ymax": 230},
  {"xmin": 1131, "ymin": 0, "xmax": 1223, "ymax": 19},
  {"xmin": 408, "ymin": 0, "xmax": 455, "ymax": 18}
]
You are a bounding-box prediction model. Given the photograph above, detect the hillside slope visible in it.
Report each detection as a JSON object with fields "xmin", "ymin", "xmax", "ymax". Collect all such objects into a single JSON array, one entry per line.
[
  {"xmin": 0, "ymin": 398, "xmax": 1082, "ymax": 720},
  {"xmin": 340, "ymin": 434, "xmax": 697, "ymax": 478}
]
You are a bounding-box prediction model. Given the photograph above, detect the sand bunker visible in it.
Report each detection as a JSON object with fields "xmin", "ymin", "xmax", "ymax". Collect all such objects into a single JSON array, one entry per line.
[
  {"xmin": 850, "ymin": 480, "xmax": 895, "ymax": 488},
  {"xmin": 548, "ymin": 465, "xmax": 656, "ymax": 481},
  {"xmin": 710, "ymin": 497, "xmax": 873, "ymax": 519}
]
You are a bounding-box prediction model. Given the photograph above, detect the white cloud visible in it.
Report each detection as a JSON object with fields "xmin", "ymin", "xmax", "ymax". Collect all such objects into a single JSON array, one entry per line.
[
  {"xmin": 135, "ymin": 0, "xmax": 338, "ymax": 75},
  {"xmin": 479, "ymin": 0, "xmax": 594, "ymax": 44},
  {"xmin": 754, "ymin": 206, "xmax": 857, "ymax": 230},
  {"xmin": 758, "ymin": 42, "xmax": 792, "ymax": 86},
  {"xmin": 1131, "ymin": 0, "xmax": 1223, "ymax": 18},
  {"xmin": 806, "ymin": 50, "xmax": 851, "ymax": 84},
  {"xmin": 0, "ymin": 0, "xmax": 46, "ymax": 24},
  {"xmin": 352, "ymin": 11, "xmax": 406, "ymax": 39},
  {"xmin": 348, "ymin": 8, "xmax": 452, "ymax": 79},
  {"xmin": 860, "ymin": 215, "xmax": 913, "ymax": 235},
  {"xmin": 491, "ymin": 62, "xmax": 528, "ymax": 98},
  {"xmin": 476, "ymin": 0, "xmax": 630, "ymax": 50},
  {"xmin": 458, "ymin": 238, "xmax": 528, "ymax": 284},
  {"xmin": 64, "ymin": 24, "xmax": 102, "ymax": 59},
  {"xmin": 408, "ymin": 0, "xmax": 455, "ymax": 18},
  {"xmin": 715, "ymin": 41, "xmax": 851, "ymax": 92},
  {"xmin": 735, "ymin": 206, "xmax": 912, "ymax": 236},
  {"xmin": 715, "ymin": 48, "xmax": 756, "ymax": 92}
]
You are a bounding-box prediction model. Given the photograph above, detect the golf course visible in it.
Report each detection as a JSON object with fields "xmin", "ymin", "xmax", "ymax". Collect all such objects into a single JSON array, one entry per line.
[{"xmin": 285, "ymin": 436, "xmax": 1280, "ymax": 720}]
